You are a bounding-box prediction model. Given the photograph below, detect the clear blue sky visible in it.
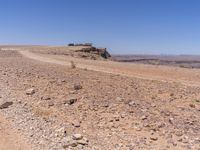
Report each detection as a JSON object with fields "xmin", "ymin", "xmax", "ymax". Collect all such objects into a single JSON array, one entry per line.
[{"xmin": 0, "ymin": 0, "xmax": 200, "ymax": 54}]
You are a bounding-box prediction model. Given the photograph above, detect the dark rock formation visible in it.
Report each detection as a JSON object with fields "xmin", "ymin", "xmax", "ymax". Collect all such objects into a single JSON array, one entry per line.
[{"xmin": 75, "ymin": 47, "xmax": 111, "ymax": 59}]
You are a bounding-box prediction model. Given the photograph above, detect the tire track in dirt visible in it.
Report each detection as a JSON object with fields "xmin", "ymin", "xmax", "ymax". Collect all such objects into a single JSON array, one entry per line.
[{"xmin": 19, "ymin": 50, "xmax": 200, "ymax": 87}]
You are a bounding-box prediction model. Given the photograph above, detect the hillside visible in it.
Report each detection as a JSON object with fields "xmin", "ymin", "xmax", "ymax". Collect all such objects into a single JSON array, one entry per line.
[{"xmin": 0, "ymin": 47, "xmax": 200, "ymax": 150}]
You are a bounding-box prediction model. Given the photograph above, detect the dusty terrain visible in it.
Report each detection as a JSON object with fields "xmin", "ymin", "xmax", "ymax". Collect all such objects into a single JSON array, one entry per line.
[
  {"xmin": 0, "ymin": 46, "xmax": 200, "ymax": 150},
  {"xmin": 0, "ymin": 114, "xmax": 30, "ymax": 150},
  {"xmin": 113, "ymin": 54, "xmax": 200, "ymax": 69}
]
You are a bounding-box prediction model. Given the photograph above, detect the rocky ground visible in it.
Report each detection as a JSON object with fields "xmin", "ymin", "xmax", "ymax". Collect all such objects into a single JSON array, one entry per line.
[
  {"xmin": 0, "ymin": 49, "xmax": 200, "ymax": 150},
  {"xmin": 1, "ymin": 45, "xmax": 111, "ymax": 60}
]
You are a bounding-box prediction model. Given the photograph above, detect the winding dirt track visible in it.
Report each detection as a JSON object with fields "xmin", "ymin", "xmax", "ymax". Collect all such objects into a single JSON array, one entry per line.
[{"xmin": 20, "ymin": 50, "xmax": 200, "ymax": 87}]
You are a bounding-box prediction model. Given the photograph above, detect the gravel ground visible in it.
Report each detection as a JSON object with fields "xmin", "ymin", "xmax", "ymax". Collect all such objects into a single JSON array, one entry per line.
[{"xmin": 0, "ymin": 50, "xmax": 200, "ymax": 150}]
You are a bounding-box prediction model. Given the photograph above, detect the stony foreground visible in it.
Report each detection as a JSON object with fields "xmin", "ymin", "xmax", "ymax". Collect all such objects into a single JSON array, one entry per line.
[{"xmin": 0, "ymin": 50, "xmax": 200, "ymax": 150}]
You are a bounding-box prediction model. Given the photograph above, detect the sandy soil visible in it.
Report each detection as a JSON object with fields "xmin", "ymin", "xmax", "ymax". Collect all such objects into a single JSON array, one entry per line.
[
  {"xmin": 21, "ymin": 50, "xmax": 200, "ymax": 87},
  {"xmin": 0, "ymin": 49, "xmax": 200, "ymax": 150},
  {"xmin": 0, "ymin": 113, "xmax": 30, "ymax": 150}
]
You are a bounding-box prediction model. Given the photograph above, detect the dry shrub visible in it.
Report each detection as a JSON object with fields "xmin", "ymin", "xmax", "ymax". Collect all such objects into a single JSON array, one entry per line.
[
  {"xmin": 70, "ymin": 61, "xmax": 76, "ymax": 69},
  {"xmin": 152, "ymin": 60, "xmax": 160, "ymax": 65},
  {"xmin": 32, "ymin": 105, "xmax": 52, "ymax": 119},
  {"xmin": 179, "ymin": 64, "xmax": 190, "ymax": 68}
]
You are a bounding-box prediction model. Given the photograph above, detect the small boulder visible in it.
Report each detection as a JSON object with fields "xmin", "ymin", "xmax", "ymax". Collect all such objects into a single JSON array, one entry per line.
[
  {"xmin": 63, "ymin": 141, "xmax": 78, "ymax": 148},
  {"xmin": 150, "ymin": 136, "xmax": 158, "ymax": 141},
  {"xmin": 141, "ymin": 115, "xmax": 147, "ymax": 120},
  {"xmin": 169, "ymin": 117, "xmax": 174, "ymax": 124},
  {"xmin": 101, "ymin": 102, "xmax": 109, "ymax": 108},
  {"xmin": 74, "ymin": 84, "xmax": 82, "ymax": 90},
  {"xmin": 189, "ymin": 104, "xmax": 195, "ymax": 108},
  {"xmin": 26, "ymin": 88, "xmax": 35, "ymax": 95},
  {"xmin": 72, "ymin": 134, "xmax": 83, "ymax": 140},
  {"xmin": 77, "ymin": 137, "xmax": 89, "ymax": 145},
  {"xmin": 0, "ymin": 101, "xmax": 13, "ymax": 109},
  {"xmin": 64, "ymin": 98, "xmax": 77, "ymax": 105},
  {"xmin": 116, "ymin": 97, "xmax": 122, "ymax": 102},
  {"xmin": 41, "ymin": 95, "xmax": 51, "ymax": 100},
  {"xmin": 195, "ymin": 99, "xmax": 200, "ymax": 103},
  {"xmin": 128, "ymin": 101, "xmax": 136, "ymax": 106},
  {"xmin": 72, "ymin": 120, "xmax": 81, "ymax": 127},
  {"xmin": 157, "ymin": 122, "xmax": 165, "ymax": 128},
  {"xmin": 69, "ymin": 141, "xmax": 78, "ymax": 147},
  {"xmin": 55, "ymin": 127, "xmax": 67, "ymax": 137},
  {"xmin": 48, "ymin": 101, "xmax": 54, "ymax": 107}
]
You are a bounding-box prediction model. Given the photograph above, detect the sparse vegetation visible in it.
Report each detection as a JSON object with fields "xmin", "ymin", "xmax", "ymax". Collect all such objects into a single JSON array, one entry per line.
[
  {"xmin": 70, "ymin": 61, "xmax": 76, "ymax": 69},
  {"xmin": 179, "ymin": 64, "xmax": 188, "ymax": 68},
  {"xmin": 151, "ymin": 60, "xmax": 160, "ymax": 65},
  {"xmin": 32, "ymin": 105, "xmax": 52, "ymax": 119}
]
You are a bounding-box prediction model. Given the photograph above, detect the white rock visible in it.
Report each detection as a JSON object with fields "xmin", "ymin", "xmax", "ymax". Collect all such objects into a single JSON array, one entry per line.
[
  {"xmin": 26, "ymin": 88, "xmax": 35, "ymax": 95},
  {"xmin": 72, "ymin": 134, "xmax": 83, "ymax": 140}
]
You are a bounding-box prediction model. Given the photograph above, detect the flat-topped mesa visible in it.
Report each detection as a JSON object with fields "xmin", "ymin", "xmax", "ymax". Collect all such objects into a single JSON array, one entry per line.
[{"xmin": 75, "ymin": 46, "xmax": 111, "ymax": 59}]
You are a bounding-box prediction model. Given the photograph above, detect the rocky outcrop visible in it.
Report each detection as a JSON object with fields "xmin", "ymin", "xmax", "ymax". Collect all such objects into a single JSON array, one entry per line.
[
  {"xmin": 75, "ymin": 46, "xmax": 111, "ymax": 59},
  {"xmin": 98, "ymin": 48, "xmax": 111, "ymax": 59}
]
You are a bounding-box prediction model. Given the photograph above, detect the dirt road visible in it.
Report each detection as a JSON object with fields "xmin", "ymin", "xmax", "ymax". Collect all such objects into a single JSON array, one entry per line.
[{"xmin": 20, "ymin": 50, "xmax": 200, "ymax": 87}]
